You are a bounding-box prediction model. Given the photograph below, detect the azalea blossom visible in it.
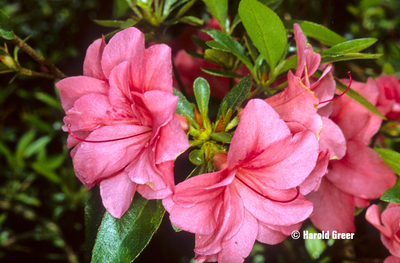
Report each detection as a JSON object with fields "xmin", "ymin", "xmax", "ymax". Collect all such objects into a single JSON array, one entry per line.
[
  {"xmin": 375, "ymin": 74, "xmax": 400, "ymax": 121},
  {"xmin": 56, "ymin": 27, "xmax": 189, "ymax": 218},
  {"xmin": 164, "ymin": 99, "xmax": 319, "ymax": 263},
  {"xmin": 307, "ymin": 78, "xmax": 396, "ymax": 233},
  {"xmin": 366, "ymin": 203, "xmax": 400, "ymax": 263}
]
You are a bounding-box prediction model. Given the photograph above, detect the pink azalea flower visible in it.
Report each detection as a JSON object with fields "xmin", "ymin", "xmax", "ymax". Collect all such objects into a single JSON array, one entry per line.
[
  {"xmin": 56, "ymin": 27, "xmax": 189, "ymax": 218},
  {"xmin": 265, "ymin": 24, "xmax": 344, "ymax": 195},
  {"xmin": 164, "ymin": 99, "xmax": 319, "ymax": 263},
  {"xmin": 366, "ymin": 203, "xmax": 400, "ymax": 261},
  {"xmin": 375, "ymin": 74, "xmax": 400, "ymax": 121},
  {"xmin": 307, "ymin": 78, "xmax": 396, "ymax": 233}
]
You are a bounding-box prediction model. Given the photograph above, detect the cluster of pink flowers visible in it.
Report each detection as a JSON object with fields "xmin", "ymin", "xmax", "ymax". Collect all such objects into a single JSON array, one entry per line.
[{"xmin": 57, "ymin": 24, "xmax": 398, "ymax": 262}]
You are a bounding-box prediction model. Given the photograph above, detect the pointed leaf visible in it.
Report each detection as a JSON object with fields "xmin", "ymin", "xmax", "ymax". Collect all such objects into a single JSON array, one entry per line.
[
  {"xmin": 85, "ymin": 187, "xmax": 106, "ymax": 261},
  {"xmin": 375, "ymin": 148, "xmax": 400, "ymax": 175},
  {"xmin": 320, "ymin": 53, "xmax": 381, "ymax": 64},
  {"xmin": 322, "ymin": 38, "xmax": 377, "ymax": 54},
  {"xmin": 193, "ymin": 77, "xmax": 210, "ymax": 119},
  {"xmin": 217, "ymin": 75, "xmax": 252, "ymax": 117},
  {"xmin": 173, "ymin": 88, "xmax": 195, "ymax": 124},
  {"xmin": 336, "ymin": 78, "xmax": 386, "ymax": 119},
  {"xmin": 204, "ymin": 48, "xmax": 235, "ymax": 68},
  {"xmin": 93, "ymin": 20, "xmax": 126, "ymax": 28},
  {"xmin": 0, "ymin": 23, "xmax": 14, "ymax": 40},
  {"xmin": 91, "ymin": 195, "xmax": 165, "ymax": 263},
  {"xmin": 202, "ymin": 0, "xmax": 228, "ymax": 31},
  {"xmin": 239, "ymin": 0, "xmax": 287, "ymax": 69},
  {"xmin": 201, "ymin": 68, "xmax": 244, "ymax": 79},
  {"xmin": 381, "ymin": 186, "xmax": 400, "ymax": 204},
  {"xmin": 202, "ymin": 29, "xmax": 252, "ymax": 69},
  {"xmin": 284, "ymin": 20, "xmax": 346, "ymax": 46}
]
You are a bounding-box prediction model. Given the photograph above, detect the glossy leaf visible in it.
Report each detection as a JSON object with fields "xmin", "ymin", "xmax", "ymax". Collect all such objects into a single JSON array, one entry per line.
[
  {"xmin": 320, "ymin": 53, "xmax": 381, "ymax": 64},
  {"xmin": 203, "ymin": 29, "xmax": 252, "ymax": 69},
  {"xmin": 91, "ymin": 195, "xmax": 165, "ymax": 263},
  {"xmin": 173, "ymin": 88, "xmax": 195, "ymax": 124},
  {"xmin": 201, "ymin": 68, "xmax": 244, "ymax": 79},
  {"xmin": 381, "ymin": 186, "xmax": 400, "ymax": 204},
  {"xmin": 304, "ymin": 225, "xmax": 327, "ymax": 259},
  {"xmin": 239, "ymin": 0, "xmax": 287, "ymax": 69},
  {"xmin": 284, "ymin": 20, "xmax": 346, "ymax": 46},
  {"xmin": 276, "ymin": 55, "xmax": 297, "ymax": 75},
  {"xmin": 335, "ymin": 78, "xmax": 386, "ymax": 119},
  {"xmin": 375, "ymin": 148, "xmax": 400, "ymax": 175},
  {"xmin": 203, "ymin": 0, "xmax": 228, "ymax": 31},
  {"xmin": 322, "ymin": 38, "xmax": 377, "ymax": 54},
  {"xmin": 85, "ymin": 187, "xmax": 106, "ymax": 261},
  {"xmin": 0, "ymin": 23, "xmax": 14, "ymax": 40},
  {"xmin": 204, "ymin": 48, "xmax": 235, "ymax": 68},
  {"xmin": 193, "ymin": 77, "xmax": 210, "ymax": 119},
  {"xmin": 217, "ymin": 75, "xmax": 252, "ymax": 117}
]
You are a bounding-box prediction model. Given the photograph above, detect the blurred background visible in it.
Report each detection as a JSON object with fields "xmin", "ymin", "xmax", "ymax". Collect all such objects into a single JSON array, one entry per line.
[{"xmin": 0, "ymin": 0, "xmax": 399, "ymax": 262}]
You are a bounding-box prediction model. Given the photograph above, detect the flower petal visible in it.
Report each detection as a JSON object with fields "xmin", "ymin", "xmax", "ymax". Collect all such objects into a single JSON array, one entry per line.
[
  {"xmin": 327, "ymin": 140, "xmax": 396, "ymax": 199},
  {"xmin": 73, "ymin": 125, "xmax": 151, "ymax": 188},
  {"xmin": 228, "ymin": 99, "xmax": 290, "ymax": 167},
  {"xmin": 101, "ymin": 27, "xmax": 145, "ymax": 79},
  {"xmin": 83, "ymin": 38, "xmax": 106, "ymax": 80},
  {"xmin": 56, "ymin": 76, "xmax": 108, "ymax": 112},
  {"xmin": 99, "ymin": 171, "xmax": 136, "ymax": 218},
  {"xmin": 307, "ymin": 178, "xmax": 356, "ymax": 233}
]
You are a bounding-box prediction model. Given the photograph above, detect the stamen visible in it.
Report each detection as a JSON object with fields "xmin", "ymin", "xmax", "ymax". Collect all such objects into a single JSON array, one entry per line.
[
  {"xmin": 236, "ymin": 176, "xmax": 300, "ymax": 203},
  {"xmin": 67, "ymin": 124, "xmax": 150, "ymax": 143},
  {"xmin": 319, "ymin": 71, "xmax": 352, "ymax": 104}
]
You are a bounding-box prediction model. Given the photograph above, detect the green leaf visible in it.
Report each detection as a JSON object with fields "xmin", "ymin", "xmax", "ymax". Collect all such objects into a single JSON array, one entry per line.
[
  {"xmin": 320, "ymin": 53, "xmax": 381, "ymax": 64},
  {"xmin": 381, "ymin": 186, "xmax": 400, "ymax": 204},
  {"xmin": 239, "ymin": 0, "xmax": 287, "ymax": 69},
  {"xmin": 35, "ymin": 92, "xmax": 63, "ymax": 110},
  {"xmin": 173, "ymin": 88, "xmax": 195, "ymax": 124},
  {"xmin": 375, "ymin": 148, "xmax": 400, "ymax": 175},
  {"xmin": 204, "ymin": 49, "xmax": 235, "ymax": 68},
  {"xmin": 193, "ymin": 77, "xmax": 210, "ymax": 119},
  {"xmin": 203, "ymin": 0, "xmax": 228, "ymax": 31},
  {"xmin": 202, "ymin": 29, "xmax": 252, "ymax": 69},
  {"xmin": 201, "ymin": 68, "xmax": 244, "ymax": 79},
  {"xmin": 85, "ymin": 187, "xmax": 106, "ymax": 261},
  {"xmin": 189, "ymin": 149, "xmax": 205, "ymax": 165},
  {"xmin": 335, "ymin": 78, "xmax": 386, "ymax": 120},
  {"xmin": 276, "ymin": 55, "xmax": 297, "ymax": 75},
  {"xmin": 284, "ymin": 20, "xmax": 346, "ymax": 46},
  {"xmin": 0, "ymin": 22, "xmax": 14, "ymax": 40},
  {"xmin": 322, "ymin": 38, "xmax": 377, "ymax": 54},
  {"xmin": 16, "ymin": 130, "xmax": 36, "ymax": 161},
  {"xmin": 163, "ymin": 0, "xmax": 180, "ymax": 17},
  {"xmin": 259, "ymin": 0, "xmax": 284, "ymax": 10},
  {"xmin": 93, "ymin": 19, "xmax": 126, "ymax": 28},
  {"xmin": 210, "ymin": 132, "xmax": 232, "ymax": 143},
  {"xmin": 24, "ymin": 136, "xmax": 52, "ymax": 158},
  {"xmin": 178, "ymin": 16, "xmax": 204, "ymax": 26},
  {"xmin": 304, "ymin": 225, "xmax": 327, "ymax": 259},
  {"xmin": 217, "ymin": 75, "xmax": 252, "ymax": 117},
  {"xmin": 92, "ymin": 195, "xmax": 165, "ymax": 263}
]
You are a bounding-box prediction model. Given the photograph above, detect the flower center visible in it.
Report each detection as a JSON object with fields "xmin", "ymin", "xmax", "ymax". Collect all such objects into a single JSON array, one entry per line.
[
  {"xmin": 66, "ymin": 124, "xmax": 151, "ymax": 143},
  {"xmin": 319, "ymin": 71, "xmax": 352, "ymax": 104},
  {"xmin": 236, "ymin": 176, "xmax": 300, "ymax": 203}
]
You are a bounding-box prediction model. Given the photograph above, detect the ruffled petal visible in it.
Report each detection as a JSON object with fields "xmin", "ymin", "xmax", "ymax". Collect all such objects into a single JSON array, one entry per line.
[
  {"xmin": 83, "ymin": 38, "xmax": 106, "ymax": 80},
  {"xmin": 307, "ymin": 178, "xmax": 356, "ymax": 233},
  {"xmin": 99, "ymin": 171, "xmax": 136, "ymax": 218},
  {"xmin": 101, "ymin": 27, "xmax": 145, "ymax": 79},
  {"xmin": 228, "ymin": 99, "xmax": 290, "ymax": 167},
  {"xmin": 72, "ymin": 125, "xmax": 151, "ymax": 188},
  {"xmin": 56, "ymin": 76, "xmax": 108, "ymax": 112},
  {"xmin": 327, "ymin": 140, "xmax": 396, "ymax": 199},
  {"xmin": 319, "ymin": 117, "xmax": 346, "ymax": 160}
]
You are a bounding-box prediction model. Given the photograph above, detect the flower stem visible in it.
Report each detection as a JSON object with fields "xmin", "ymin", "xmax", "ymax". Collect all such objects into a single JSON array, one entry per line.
[{"xmin": 10, "ymin": 35, "xmax": 67, "ymax": 79}]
